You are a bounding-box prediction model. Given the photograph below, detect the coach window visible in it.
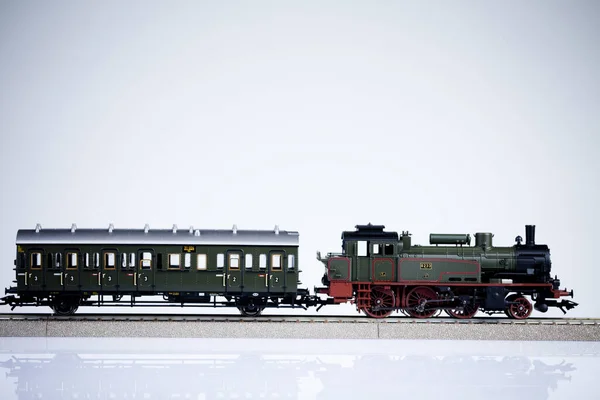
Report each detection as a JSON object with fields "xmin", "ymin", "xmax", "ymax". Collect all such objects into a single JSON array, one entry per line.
[
  {"xmin": 197, "ymin": 254, "xmax": 207, "ymax": 270},
  {"xmin": 85, "ymin": 253, "xmax": 90, "ymax": 268},
  {"xmin": 31, "ymin": 252, "xmax": 42, "ymax": 270},
  {"xmin": 129, "ymin": 253, "xmax": 136, "ymax": 269},
  {"xmin": 245, "ymin": 254, "xmax": 253, "ymax": 269},
  {"xmin": 184, "ymin": 253, "xmax": 191, "ymax": 269},
  {"xmin": 259, "ymin": 254, "xmax": 266, "ymax": 269},
  {"xmin": 271, "ymin": 254, "xmax": 282, "ymax": 270},
  {"xmin": 229, "ymin": 254, "xmax": 240, "ymax": 270},
  {"xmin": 384, "ymin": 243, "xmax": 394, "ymax": 256},
  {"xmin": 66, "ymin": 252, "xmax": 78, "ymax": 270},
  {"xmin": 104, "ymin": 253, "xmax": 116, "ymax": 270},
  {"xmin": 94, "ymin": 253, "xmax": 100, "ymax": 269},
  {"xmin": 141, "ymin": 252, "xmax": 152, "ymax": 269},
  {"xmin": 121, "ymin": 253, "xmax": 128, "ymax": 269},
  {"xmin": 217, "ymin": 254, "xmax": 224, "ymax": 269},
  {"xmin": 169, "ymin": 254, "xmax": 181, "ymax": 269},
  {"xmin": 288, "ymin": 255, "xmax": 295, "ymax": 270},
  {"xmin": 55, "ymin": 253, "xmax": 62, "ymax": 269}
]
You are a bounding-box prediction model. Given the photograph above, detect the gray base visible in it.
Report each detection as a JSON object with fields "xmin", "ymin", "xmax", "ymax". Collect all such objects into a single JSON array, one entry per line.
[{"xmin": 1, "ymin": 320, "xmax": 599, "ymax": 341}]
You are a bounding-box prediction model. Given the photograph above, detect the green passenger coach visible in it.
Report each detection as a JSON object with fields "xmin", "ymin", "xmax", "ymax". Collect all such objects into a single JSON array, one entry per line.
[{"xmin": 8, "ymin": 224, "xmax": 301, "ymax": 316}]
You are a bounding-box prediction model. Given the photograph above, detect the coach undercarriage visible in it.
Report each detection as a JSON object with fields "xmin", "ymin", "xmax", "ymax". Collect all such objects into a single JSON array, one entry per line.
[{"xmin": 0, "ymin": 288, "xmax": 328, "ymax": 316}]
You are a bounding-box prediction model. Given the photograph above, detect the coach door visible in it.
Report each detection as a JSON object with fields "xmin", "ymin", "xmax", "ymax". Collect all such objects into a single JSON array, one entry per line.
[
  {"xmin": 82, "ymin": 252, "xmax": 101, "ymax": 291},
  {"xmin": 138, "ymin": 250, "xmax": 154, "ymax": 291},
  {"xmin": 118, "ymin": 252, "xmax": 137, "ymax": 292},
  {"xmin": 26, "ymin": 250, "xmax": 43, "ymax": 291},
  {"xmin": 64, "ymin": 250, "xmax": 80, "ymax": 291},
  {"xmin": 226, "ymin": 251, "xmax": 242, "ymax": 293},
  {"xmin": 45, "ymin": 252, "xmax": 64, "ymax": 291},
  {"xmin": 268, "ymin": 251, "xmax": 285, "ymax": 293},
  {"xmin": 101, "ymin": 250, "xmax": 118, "ymax": 290}
]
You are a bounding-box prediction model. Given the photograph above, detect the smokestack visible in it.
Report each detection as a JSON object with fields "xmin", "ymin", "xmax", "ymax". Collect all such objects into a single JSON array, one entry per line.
[{"xmin": 525, "ymin": 225, "xmax": 535, "ymax": 246}]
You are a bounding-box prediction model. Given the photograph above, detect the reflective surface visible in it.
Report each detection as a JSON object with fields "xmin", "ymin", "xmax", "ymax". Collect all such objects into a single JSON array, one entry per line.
[{"xmin": 0, "ymin": 338, "xmax": 597, "ymax": 399}]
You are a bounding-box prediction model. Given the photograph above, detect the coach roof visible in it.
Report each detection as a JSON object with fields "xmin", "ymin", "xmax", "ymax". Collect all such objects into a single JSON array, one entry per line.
[{"xmin": 16, "ymin": 224, "xmax": 299, "ymax": 246}]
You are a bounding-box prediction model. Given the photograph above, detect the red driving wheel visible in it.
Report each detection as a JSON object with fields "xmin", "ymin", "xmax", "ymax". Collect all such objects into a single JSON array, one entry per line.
[
  {"xmin": 447, "ymin": 302, "xmax": 479, "ymax": 319},
  {"xmin": 406, "ymin": 286, "xmax": 437, "ymax": 318},
  {"xmin": 362, "ymin": 287, "xmax": 395, "ymax": 319}
]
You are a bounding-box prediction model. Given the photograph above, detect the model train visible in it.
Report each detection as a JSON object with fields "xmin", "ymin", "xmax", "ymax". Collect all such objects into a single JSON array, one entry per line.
[{"xmin": 0, "ymin": 223, "xmax": 578, "ymax": 319}]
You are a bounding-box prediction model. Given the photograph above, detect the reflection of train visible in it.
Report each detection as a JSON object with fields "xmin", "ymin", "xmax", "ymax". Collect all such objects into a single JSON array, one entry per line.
[
  {"xmin": 1, "ymin": 223, "xmax": 577, "ymax": 319},
  {"xmin": 0, "ymin": 349, "xmax": 577, "ymax": 399}
]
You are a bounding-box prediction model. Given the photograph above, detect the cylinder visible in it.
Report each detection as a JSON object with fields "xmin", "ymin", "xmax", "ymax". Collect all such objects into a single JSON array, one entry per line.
[
  {"xmin": 525, "ymin": 225, "xmax": 536, "ymax": 246},
  {"xmin": 475, "ymin": 232, "xmax": 493, "ymax": 249},
  {"xmin": 429, "ymin": 234, "xmax": 471, "ymax": 246}
]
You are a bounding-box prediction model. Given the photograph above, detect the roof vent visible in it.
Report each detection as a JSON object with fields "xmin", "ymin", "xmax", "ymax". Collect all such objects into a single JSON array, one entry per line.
[
  {"xmin": 71, "ymin": 223, "xmax": 77, "ymax": 233},
  {"xmin": 35, "ymin": 223, "xmax": 42, "ymax": 233},
  {"xmin": 232, "ymin": 224, "xmax": 238, "ymax": 234},
  {"xmin": 189, "ymin": 226, "xmax": 194, "ymax": 234},
  {"xmin": 144, "ymin": 224, "xmax": 150, "ymax": 233},
  {"xmin": 194, "ymin": 229, "xmax": 201, "ymax": 237},
  {"xmin": 274, "ymin": 225, "xmax": 279, "ymax": 235},
  {"xmin": 172, "ymin": 224, "xmax": 178, "ymax": 234},
  {"xmin": 108, "ymin": 223, "xmax": 114, "ymax": 233}
]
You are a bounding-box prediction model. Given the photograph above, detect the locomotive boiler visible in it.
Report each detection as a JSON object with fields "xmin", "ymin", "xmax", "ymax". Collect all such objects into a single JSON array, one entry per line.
[{"xmin": 317, "ymin": 224, "xmax": 577, "ymax": 318}]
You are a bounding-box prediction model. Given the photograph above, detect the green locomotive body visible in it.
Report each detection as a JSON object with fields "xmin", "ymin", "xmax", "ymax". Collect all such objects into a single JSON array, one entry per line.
[{"xmin": 318, "ymin": 224, "xmax": 576, "ymax": 318}]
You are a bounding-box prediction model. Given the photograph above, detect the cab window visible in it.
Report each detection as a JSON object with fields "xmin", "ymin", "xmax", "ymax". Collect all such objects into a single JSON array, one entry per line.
[{"xmin": 384, "ymin": 243, "xmax": 394, "ymax": 256}]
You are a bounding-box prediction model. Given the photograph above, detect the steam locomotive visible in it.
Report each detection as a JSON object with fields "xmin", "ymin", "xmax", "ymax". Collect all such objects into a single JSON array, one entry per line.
[{"xmin": 0, "ymin": 223, "xmax": 577, "ymax": 319}]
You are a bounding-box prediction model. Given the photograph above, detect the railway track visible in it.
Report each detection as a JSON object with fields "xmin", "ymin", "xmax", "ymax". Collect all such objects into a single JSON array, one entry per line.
[{"xmin": 1, "ymin": 313, "xmax": 599, "ymax": 325}]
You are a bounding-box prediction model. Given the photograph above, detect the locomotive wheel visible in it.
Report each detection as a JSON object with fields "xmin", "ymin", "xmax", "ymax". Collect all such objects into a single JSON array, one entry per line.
[
  {"xmin": 506, "ymin": 296, "xmax": 532, "ymax": 319},
  {"xmin": 406, "ymin": 286, "xmax": 437, "ymax": 318},
  {"xmin": 446, "ymin": 302, "xmax": 479, "ymax": 319},
  {"xmin": 503, "ymin": 294, "xmax": 518, "ymax": 317},
  {"xmin": 362, "ymin": 287, "xmax": 395, "ymax": 319}
]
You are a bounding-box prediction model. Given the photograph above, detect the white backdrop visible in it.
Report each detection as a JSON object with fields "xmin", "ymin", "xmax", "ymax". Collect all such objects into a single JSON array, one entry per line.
[{"xmin": 0, "ymin": 1, "xmax": 598, "ymax": 317}]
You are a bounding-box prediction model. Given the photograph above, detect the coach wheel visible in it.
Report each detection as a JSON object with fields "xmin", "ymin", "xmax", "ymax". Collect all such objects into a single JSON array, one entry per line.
[
  {"xmin": 52, "ymin": 299, "xmax": 79, "ymax": 316},
  {"xmin": 506, "ymin": 296, "xmax": 532, "ymax": 319},
  {"xmin": 237, "ymin": 297, "xmax": 267, "ymax": 317},
  {"xmin": 237, "ymin": 304, "xmax": 265, "ymax": 317},
  {"xmin": 406, "ymin": 286, "xmax": 438, "ymax": 318},
  {"xmin": 446, "ymin": 302, "xmax": 479, "ymax": 319},
  {"xmin": 362, "ymin": 287, "xmax": 395, "ymax": 319}
]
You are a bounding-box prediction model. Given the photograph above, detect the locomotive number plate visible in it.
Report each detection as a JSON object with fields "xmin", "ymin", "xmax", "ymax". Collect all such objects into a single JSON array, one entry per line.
[
  {"xmin": 420, "ymin": 262, "xmax": 433, "ymax": 270},
  {"xmin": 183, "ymin": 246, "xmax": 196, "ymax": 253}
]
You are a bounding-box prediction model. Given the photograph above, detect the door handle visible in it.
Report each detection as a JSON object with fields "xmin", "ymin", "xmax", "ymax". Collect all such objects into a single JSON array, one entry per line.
[
  {"xmin": 25, "ymin": 272, "xmax": 28, "ymax": 286},
  {"xmin": 134, "ymin": 273, "xmax": 137, "ymax": 285},
  {"xmin": 216, "ymin": 274, "xmax": 225, "ymax": 286},
  {"xmin": 60, "ymin": 272, "xmax": 64, "ymax": 286},
  {"xmin": 265, "ymin": 273, "xmax": 269, "ymax": 287},
  {"xmin": 98, "ymin": 272, "xmax": 101, "ymax": 286}
]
